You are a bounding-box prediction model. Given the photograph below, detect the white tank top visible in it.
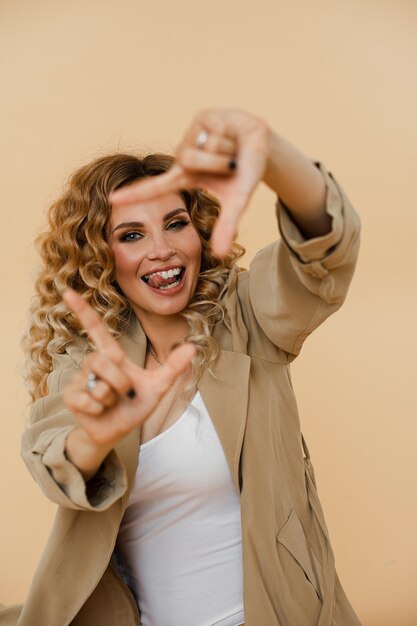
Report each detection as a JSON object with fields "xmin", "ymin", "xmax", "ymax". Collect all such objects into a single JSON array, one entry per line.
[{"xmin": 117, "ymin": 392, "xmax": 244, "ymax": 626}]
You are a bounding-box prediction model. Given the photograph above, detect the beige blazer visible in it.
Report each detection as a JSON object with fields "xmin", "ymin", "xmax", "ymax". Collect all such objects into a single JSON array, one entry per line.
[{"xmin": 0, "ymin": 165, "xmax": 362, "ymax": 626}]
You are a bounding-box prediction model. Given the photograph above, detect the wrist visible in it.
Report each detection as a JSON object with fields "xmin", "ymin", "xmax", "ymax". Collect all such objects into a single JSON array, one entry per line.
[
  {"xmin": 262, "ymin": 131, "xmax": 295, "ymax": 192},
  {"xmin": 65, "ymin": 426, "xmax": 115, "ymax": 481}
]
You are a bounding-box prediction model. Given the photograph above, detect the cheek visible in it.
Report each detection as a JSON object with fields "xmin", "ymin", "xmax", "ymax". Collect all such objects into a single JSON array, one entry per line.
[
  {"xmin": 187, "ymin": 232, "xmax": 203, "ymax": 265},
  {"xmin": 113, "ymin": 246, "xmax": 142, "ymax": 279}
]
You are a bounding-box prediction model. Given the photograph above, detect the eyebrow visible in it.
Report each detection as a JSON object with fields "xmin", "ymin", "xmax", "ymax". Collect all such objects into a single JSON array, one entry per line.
[{"xmin": 112, "ymin": 208, "xmax": 188, "ymax": 235}]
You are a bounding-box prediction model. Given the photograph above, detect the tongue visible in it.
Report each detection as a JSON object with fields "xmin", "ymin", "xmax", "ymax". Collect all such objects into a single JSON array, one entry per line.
[{"xmin": 148, "ymin": 274, "xmax": 177, "ymax": 288}]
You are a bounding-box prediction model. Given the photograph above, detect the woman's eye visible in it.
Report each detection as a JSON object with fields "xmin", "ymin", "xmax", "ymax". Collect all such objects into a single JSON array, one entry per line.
[
  {"xmin": 119, "ymin": 231, "xmax": 142, "ymax": 242},
  {"xmin": 167, "ymin": 219, "xmax": 189, "ymax": 231}
]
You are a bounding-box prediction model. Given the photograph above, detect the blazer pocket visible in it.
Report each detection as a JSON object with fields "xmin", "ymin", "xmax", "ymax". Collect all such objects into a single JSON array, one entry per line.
[{"xmin": 277, "ymin": 509, "xmax": 323, "ymax": 601}]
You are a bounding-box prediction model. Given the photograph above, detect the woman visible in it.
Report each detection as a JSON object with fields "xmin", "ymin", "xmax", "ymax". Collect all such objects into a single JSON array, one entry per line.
[{"xmin": 1, "ymin": 110, "xmax": 362, "ymax": 625}]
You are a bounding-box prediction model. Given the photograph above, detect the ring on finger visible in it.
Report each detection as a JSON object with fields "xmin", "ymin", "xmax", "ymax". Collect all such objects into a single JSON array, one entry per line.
[
  {"xmin": 195, "ymin": 129, "xmax": 208, "ymax": 149},
  {"xmin": 86, "ymin": 372, "xmax": 99, "ymax": 392}
]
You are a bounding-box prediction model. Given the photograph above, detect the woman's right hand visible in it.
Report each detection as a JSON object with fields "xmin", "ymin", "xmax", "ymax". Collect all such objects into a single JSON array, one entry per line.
[
  {"xmin": 62, "ymin": 289, "xmax": 194, "ymax": 477},
  {"xmin": 110, "ymin": 109, "xmax": 270, "ymax": 258}
]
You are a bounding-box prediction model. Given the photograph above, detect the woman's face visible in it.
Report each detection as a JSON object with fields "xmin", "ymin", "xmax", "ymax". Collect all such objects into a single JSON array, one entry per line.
[{"xmin": 109, "ymin": 192, "xmax": 202, "ymax": 326}]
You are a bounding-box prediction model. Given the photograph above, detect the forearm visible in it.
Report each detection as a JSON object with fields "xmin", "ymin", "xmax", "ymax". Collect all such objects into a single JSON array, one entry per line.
[
  {"xmin": 263, "ymin": 131, "xmax": 331, "ymax": 239},
  {"xmin": 65, "ymin": 426, "xmax": 115, "ymax": 482}
]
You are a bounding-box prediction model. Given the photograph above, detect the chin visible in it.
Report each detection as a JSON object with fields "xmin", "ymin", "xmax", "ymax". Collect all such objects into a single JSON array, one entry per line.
[{"xmin": 129, "ymin": 291, "xmax": 194, "ymax": 321}]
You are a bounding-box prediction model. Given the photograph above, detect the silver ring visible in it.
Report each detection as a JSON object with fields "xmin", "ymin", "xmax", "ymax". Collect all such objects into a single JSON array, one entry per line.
[
  {"xmin": 86, "ymin": 372, "xmax": 98, "ymax": 392},
  {"xmin": 195, "ymin": 129, "xmax": 208, "ymax": 148}
]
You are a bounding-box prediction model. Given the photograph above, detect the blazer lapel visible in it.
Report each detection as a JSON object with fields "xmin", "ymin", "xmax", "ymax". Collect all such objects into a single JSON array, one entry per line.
[
  {"xmin": 116, "ymin": 317, "xmax": 147, "ymax": 497},
  {"xmin": 199, "ymin": 349, "xmax": 250, "ymax": 493}
]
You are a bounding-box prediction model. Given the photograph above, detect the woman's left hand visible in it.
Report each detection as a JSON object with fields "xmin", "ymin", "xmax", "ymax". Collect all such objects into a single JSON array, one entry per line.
[{"xmin": 110, "ymin": 110, "xmax": 270, "ymax": 257}]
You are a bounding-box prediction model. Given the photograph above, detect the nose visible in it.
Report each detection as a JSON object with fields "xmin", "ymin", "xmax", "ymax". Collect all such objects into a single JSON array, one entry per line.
[{"xmin": 146, "ymin": 232, "xmax": 175, "ymax": 261}]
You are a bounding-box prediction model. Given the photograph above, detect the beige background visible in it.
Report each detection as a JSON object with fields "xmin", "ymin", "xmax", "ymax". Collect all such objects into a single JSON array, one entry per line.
[{"xmin": 1, "ymin": 0, "xmax": 416, "ymax": 624}]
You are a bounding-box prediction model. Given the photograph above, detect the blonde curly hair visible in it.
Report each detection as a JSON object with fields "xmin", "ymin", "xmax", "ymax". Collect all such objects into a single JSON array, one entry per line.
[{"xmin": 23, "ymin": 153, "xmax": 245, "ymax": 401}]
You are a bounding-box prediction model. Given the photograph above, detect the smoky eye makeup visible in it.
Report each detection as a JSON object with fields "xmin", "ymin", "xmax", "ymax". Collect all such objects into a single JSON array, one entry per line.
[
  {"xmin": 118, "ymin": 230, "xmax": 144, "ymax": 242},
  {"xmin": 166, "ymin": 218, "xmax": 190, "ymax": 230}
]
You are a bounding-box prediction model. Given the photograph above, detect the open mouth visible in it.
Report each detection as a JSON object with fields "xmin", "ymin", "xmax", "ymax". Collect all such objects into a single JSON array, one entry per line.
[{"xmin": 141, "ymin": 266, "xmax": 185, "ymax": 291}]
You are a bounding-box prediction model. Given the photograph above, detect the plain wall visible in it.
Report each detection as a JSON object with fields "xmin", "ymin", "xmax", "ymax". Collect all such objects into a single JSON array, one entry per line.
[{"xmin": 1, "ymin": 1, "xmax": 416, "ymax": 624}]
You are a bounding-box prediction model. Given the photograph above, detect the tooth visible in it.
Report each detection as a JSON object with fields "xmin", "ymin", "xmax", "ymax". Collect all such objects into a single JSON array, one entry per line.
[{"xmin": 144, "ymin": 268, "xmax": 182, "ymax": 282}]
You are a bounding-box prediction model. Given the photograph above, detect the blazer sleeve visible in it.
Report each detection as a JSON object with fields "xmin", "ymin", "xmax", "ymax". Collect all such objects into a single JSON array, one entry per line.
[
  {"xmin": 21, "ymin": 349, "xmax": 128, "ymax": 511},
  {"xmin": 247, "ymin": 162, "xmax": 361, "ymax": 360}
]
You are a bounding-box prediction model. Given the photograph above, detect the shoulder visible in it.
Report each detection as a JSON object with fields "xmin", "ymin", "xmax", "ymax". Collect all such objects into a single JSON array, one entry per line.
[{"xmin": 220, "ymin": 257, "xmax": 288, "ymax": 363}]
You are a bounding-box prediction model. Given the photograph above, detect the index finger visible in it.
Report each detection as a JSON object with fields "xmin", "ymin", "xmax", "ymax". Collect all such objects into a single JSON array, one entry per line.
[
  {"xmin": 109, "ymin": 165, "xmax": 186, "ymax": 207},
  {"xmin": 63, "ymin": 289, "xmax": 127, "ymax": 362}
]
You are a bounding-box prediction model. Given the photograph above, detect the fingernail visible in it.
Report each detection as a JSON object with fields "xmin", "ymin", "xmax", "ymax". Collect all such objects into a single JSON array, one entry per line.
[
  {"xmin": 228, "ymin": 159, "xmax": 237, "ymax": 171},
  {"xmin": 126, "ymin": 388, "xmax": 136, "ymax": 399}
]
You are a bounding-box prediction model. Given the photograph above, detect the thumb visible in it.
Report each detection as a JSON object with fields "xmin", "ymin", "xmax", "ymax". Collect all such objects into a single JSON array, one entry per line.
[{"xmin": 157, "ymin": 343, "xmax": 196, "ymax": 391}]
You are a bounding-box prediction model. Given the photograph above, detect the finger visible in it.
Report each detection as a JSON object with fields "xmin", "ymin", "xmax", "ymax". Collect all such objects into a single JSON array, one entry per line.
[
  {"xmin": 85, "ymin": 378, "xmax": 118, "ymax": 408},
  {"xmin": 210, "ymin": 195, "xmax": 248, "ymax": 258},
  {"xmin": 187, "ymin": 131, "xmax": 236, "ymax": 156},
  {"xmin": 193, "ymin": 110, "xmax": 232, "ymax": 138},
  {"xmin": 63, "ymin": 289, "xmax": 127, "ymax": 363},
  {"xmin": 156, "ymin": 343, "xmax": 196, "ymax": 392},
  {"xmin": 64, "ymin": 387, "xmax": 105, "ymax": 417},
  {"xmin": 109, "ymin": 165, "xmax": 186, "ymax": 207},
  {"xmin": 204, "ymin": 134, "xmax": 236, "ymax": 156},
  {"xmin": 179, "ymin": 148, "xmax": 237, "ymax": 175},
  {"xmin": 85, "ymin": 351, "xmax": 134, "ymax": 396}
]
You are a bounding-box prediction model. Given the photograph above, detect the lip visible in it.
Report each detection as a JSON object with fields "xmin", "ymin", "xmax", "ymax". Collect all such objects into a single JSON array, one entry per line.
[{"xmin": 142, "ymin": 267, "xmax": 187, "ymax": 296}]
